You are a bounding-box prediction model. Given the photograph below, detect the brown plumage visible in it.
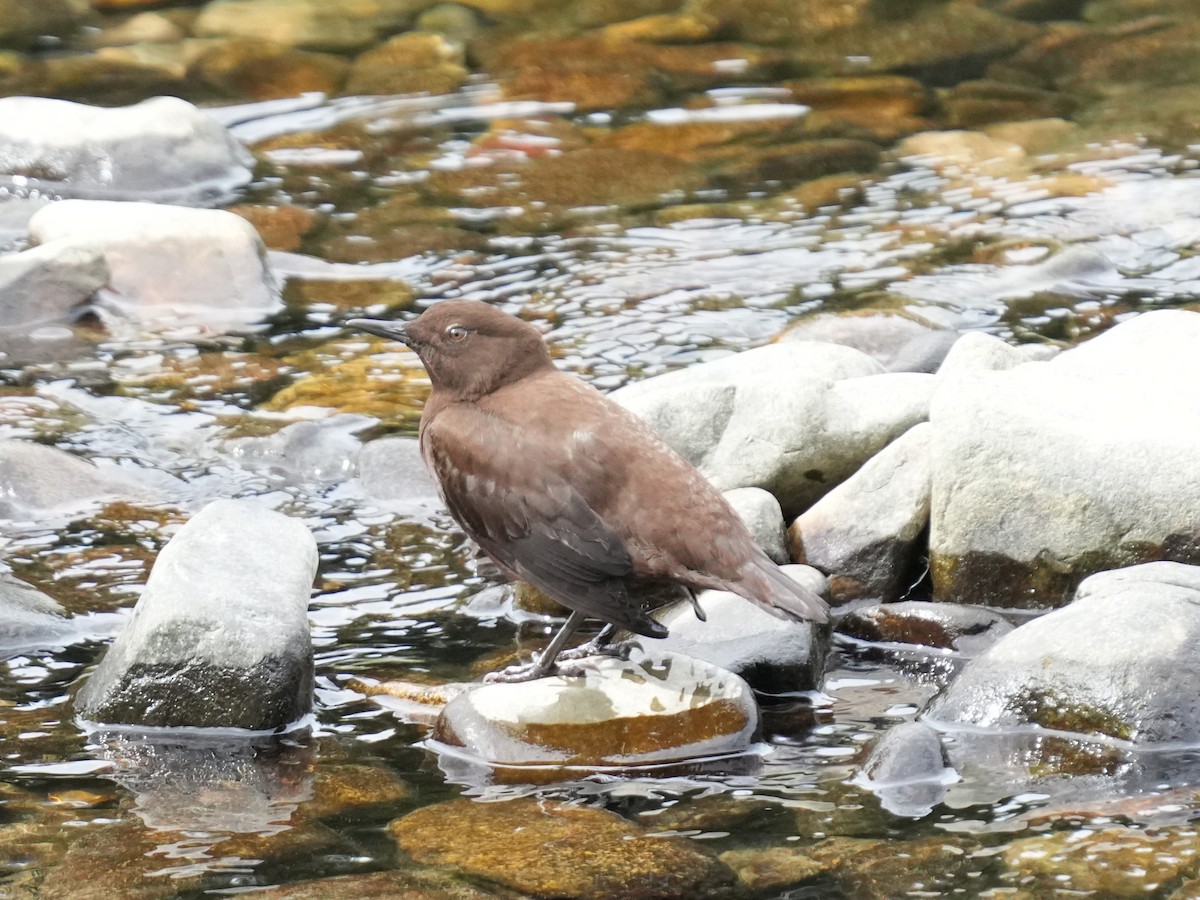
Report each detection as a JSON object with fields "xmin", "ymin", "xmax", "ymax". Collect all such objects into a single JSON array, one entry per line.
[{"xmin": 348, "ymin": 300, "xmax": 828, "ymax": 678}]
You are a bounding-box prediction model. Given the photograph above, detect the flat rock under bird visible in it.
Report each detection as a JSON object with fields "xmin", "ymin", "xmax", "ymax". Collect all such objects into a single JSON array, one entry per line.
[{"xmin": 348, "ymin": 301, "xmax": 829, "ymax": 682}]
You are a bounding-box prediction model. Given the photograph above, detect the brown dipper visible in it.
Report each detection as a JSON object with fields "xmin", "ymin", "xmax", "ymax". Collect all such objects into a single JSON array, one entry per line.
[{"xmin": 348, "ymin": 300, "xmax": 829, "ymax": 681}]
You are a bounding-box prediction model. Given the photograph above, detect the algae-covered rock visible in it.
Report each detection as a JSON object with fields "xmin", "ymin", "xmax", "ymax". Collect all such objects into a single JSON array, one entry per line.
[
  {"xmin": 188, "ymin": 38, "xmax": 349, "ymax": 100},
  {"xmin": 837, "ymin": 600, "xmax": 1013, "ymax": 655},
  {"xmin": 930, "ymin": 310, "xmax": 1200, "ymax": 607},
  {"xmin": 390, "ymin": 796, "xmax": 738, "ymax": 898},
  {"xmin": 434, "ymin": 651, "xmax": 759, "ymax": 768},
  {"xmin": 344, "ymin": 32, "xmax": 468, "ymax": 96},
  {"xmin": 195, "ymin": 0, "xmax": 422, "ymax": 53},
  {"xmin": 928, "ymin": 562, "xmax": 1200, "ymax": 744}
]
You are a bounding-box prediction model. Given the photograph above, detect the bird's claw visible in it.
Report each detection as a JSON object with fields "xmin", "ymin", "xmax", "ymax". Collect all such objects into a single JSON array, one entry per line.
[{"xmin": 556, "ymin": 638, "xmax": 641, "ymax": 663}]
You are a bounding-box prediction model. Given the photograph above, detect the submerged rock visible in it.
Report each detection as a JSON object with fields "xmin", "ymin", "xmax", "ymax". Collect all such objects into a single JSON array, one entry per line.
[
  {"xmin": 196, "ymin": 0, "xmax": 421, "ymax": 53},
  {"xmin": 433, "ymin": 651, "xmax": 759, "ymax": 768},
  {"xmin": 0, "ymin": 0, "xmax": 89, "ymax": 51},
  {"xmin": 0, "ymin": 241, "xmax": 108, "ymax": 331},
  {"xmin": 930, "ymin": 309, "xmax": 1200, "ymax": 607},
  {"xmin": 0, "ymin": 573, "xmax": 73, "ymax": 658},
  {"xmin": 790, "ymin": 422, "xmax": 931, "ymax": 604},
  {"xmin": 344, "ymin": 32, "xmax": 469, "ymax": 96},
  {"xmin": 652, "ymin": 565, "xmax": 827, "ymax": 693},
  {"xmin": 856, "ymin": 721, "xmax": 956, "ymax": 818},
  {"xmin": 390, "ymin": 797, "xmax": 738, "ymax": 899},
  {"xmin": 356, "ymin": 435, "xmax": 439, "ymax": 503},
  {"xmin": 837, "ymin": 600, "xmax": 1013, "ymax": 656},
  {"xmin": 614, "ymin": 341, "xmax": 933, "ymax": 518},
  {"xmin": 0, "ymin": 439, "xmax": 148, "ymax": 521},
  {"xmin": 28, "ymin": 200, "xmax": 279, "ymax": 332},
  {"xmin": 74, "ymin": 499, "xmax": 317, "ymax": 730},
  {"xmin": 224, "ymin": 414, "xmax": 371, "ymax": 485},
  {"xmin": 777, "ymin": 310, "xmax": 956, "ymax": 374},
  {"xmin": 0, "ymin": 96, "xmax": 252, "ymax": 205},
  {"xmin": 927, "ymin": 562, "xmax": 1200, "ymax": 744}
]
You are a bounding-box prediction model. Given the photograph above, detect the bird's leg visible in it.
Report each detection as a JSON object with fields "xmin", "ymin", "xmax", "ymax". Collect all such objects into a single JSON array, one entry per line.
[
  {"xmin": 684, "ymin": 586, "xmax": 707, "ymax": 622},
  {"xmin": 484, "ymin": 609, "xmax": 588, "ymax": 683}
]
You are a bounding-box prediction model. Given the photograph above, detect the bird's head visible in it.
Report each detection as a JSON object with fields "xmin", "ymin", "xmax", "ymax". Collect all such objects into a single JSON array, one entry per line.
[{"xmin": 347, "ymin": 300, "xmax": 553, "ymax": 400}]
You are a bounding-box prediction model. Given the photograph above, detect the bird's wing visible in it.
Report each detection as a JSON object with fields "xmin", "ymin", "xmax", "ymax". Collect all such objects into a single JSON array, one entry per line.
[{"xmin": 423, "ymin": 407, "xmax": 666, "ymax": 637}]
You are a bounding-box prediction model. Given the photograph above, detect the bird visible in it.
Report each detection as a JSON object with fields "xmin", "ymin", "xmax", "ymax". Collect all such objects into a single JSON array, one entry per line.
[{"xmin": 347, "ymin": 300, "xmax": 829, "ymax": 682}]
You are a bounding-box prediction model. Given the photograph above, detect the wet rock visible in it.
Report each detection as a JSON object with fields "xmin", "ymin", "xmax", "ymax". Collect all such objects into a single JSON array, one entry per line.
[
  {"xmin": 930, "ymin": 310, "xmax": 1200, "ymax": 607},
  {"xmin": 390, "ymin": 796, "xmax": 738, "ymax": 898},
  {"xmin": 598, "ymin": 12, "xmax": 718, "ymax": 43},
  {"xmin": 344, "ymin": 32, "xmax": 468, "ymax": 96},
  {"xmin": 230, "ymin": 203, "xmax": 321, "ymax": 252},
  {"xmin": 689, "ymin": 0, "xmax": 871, "ymax": 45},
  {"xmin": 895, "ymin": 128, "xmax": 1027, "ymax": 177},
  {"xmin": 84, "ymin": 12, "xmax": 185, "ymax": 47},
  {"xmin": 195, "ymin": 0, "xmax": 422, "ymax": 53},
  {"xmin": 613, "ymin": 341, "xmax": 934, "ymax": 518},
  {"xmin": 726, "ymin": 138, "xmax": 882, "ymax": 187},
  {"xmin": 810, "ymin": 835, "xmax": 981, "ymax": 900},
  {"xmin": 0, "ymin": 439, "xmax": 147, "ymax": 521},
  {"xmin": 786, "ymin": 75, "xmax": 931, "ymax": 141},
  {"xmin": 837, "ymin": 600, "xmax": 1014, "ymax": 655},
  {"xmin": 789, "ymin": 423, "xmax": 930, "ymax": 604},
  {"xmin": 856, "ymin": 721, "xmax": 956, "ymax": 818},
  {"xmin": 651, "ymin": 565, "xmax": 827, "ymax": 693},
  {"xmin": 928, "ymin": 562, "xmax": 1200, "ymax": 743},
  {"xmin": 224, "ymin": 414, "xmax": 371, "ymax": 485},
  {"xmin": 302, "ymin": 761, "xmax": 414, "ymax": 821},
  {"xmin": 415, "ymin": 3, "xmax": 482, "ymax": 44},
  {"xmin": 0, "ymin": 96, "xmax": 252, "ymax": 205},
  {"xmin": 719, "ymin": 845, "xmax": 829, "ymax": 893},
  {"xmin": 253, "ymin": 869, "xmax": 500, "ymax": 899},
  {"xmin": 188, "ymin": 38, "xmax": 349, "ymax": 101},
  {"xmin": 777, "ymin": 310, "xmax": 955, "ymax": 374},
  {"xmin": 0, "ymin": 573, "xmax": 73, "ymax": 658},
  {"xmin": 723, "ymin": 486, "xmax": 788, "ymax": 564},
  {"xmin": 74, "ymin": 499, "xmax": 317, "ymax": 730},
  {"xmin": 0, "ymin": 0, "xmax": 89, "ymax": 50},
  {"xmin": 357, "ymin": 436, "xmax": 440, "ymax": 504},
  {"xmin": 28, "ymin": 200, "xmax": 279, "ymax": 331},
  {"xmin": 0, "ymin": 241, "xmax": 108, "ymax": 330},
  {"xmin": 943, "ymin": 79, "xmax": 1077, "ymax": 129},
  {"xmin": 433, "ymin": 650, "xmax": 759, "ymax": 767},
  {"xmin": 779, "ymin": 5, "xmax": 1039, "ymax": 77},
  {"xmin": 1003, "ymin": 826, "xmax": 1200, "ymax": 897}
]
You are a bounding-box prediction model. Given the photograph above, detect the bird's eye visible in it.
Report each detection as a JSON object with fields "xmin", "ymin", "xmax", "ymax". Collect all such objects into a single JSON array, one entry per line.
[{"xmin": 445, "ymin": 324, "xmax": 468, "ymax": 342}]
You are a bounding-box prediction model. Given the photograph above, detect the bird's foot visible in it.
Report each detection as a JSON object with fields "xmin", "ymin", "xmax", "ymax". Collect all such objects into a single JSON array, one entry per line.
[
  {"xmin": 556, "ymin": 638, "xmax": 641, "ymax": 664},
  {"xmin": 482, "ymin": 656, "xmax": 553, "ymax": 684}
]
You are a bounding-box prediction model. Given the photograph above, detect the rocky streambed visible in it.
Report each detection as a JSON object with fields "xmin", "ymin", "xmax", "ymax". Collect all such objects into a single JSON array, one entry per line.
[{"xmin": 4, "ymin": 0, "xmax": 1200, "ymax": 897}]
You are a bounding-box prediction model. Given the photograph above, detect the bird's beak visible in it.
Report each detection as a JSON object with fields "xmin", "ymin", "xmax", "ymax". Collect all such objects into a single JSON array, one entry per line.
[{"xmin": 345, "ymin": 317, "xmax": 413, "ymax": 347}]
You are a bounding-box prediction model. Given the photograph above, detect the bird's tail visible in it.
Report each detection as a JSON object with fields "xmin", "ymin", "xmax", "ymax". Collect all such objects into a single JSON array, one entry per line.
[{"xmin": 735, "ymin": 555, "xmax": 830, "ymax": 625}]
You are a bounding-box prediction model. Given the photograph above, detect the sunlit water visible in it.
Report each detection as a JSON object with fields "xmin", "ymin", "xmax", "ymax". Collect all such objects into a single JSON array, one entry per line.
[{"xmin": 2, "ymin": 87, "xmax": 1200, "ymax": 897}]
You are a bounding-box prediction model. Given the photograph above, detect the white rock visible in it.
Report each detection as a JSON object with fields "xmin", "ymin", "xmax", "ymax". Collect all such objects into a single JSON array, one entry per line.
[
  {"xmin": 614, "ymin": 342, "xmax": 934, "ymax": 517},
  {"xmin": 790, "ymin": 422, "xmax": 931, "ymax": 604},
  {"xmin": 74, "ymin": 499, "xmax": 318, "ymax": 730},
  {"xmin": 723, "ymin": 486, "xmax": 788, "ymax": 564},
  {"xmin": 856, "ymin": 720, "xmax": 956, "ymax": 818},
  {"xmin": 433, "ymin": 650, "xmax": 759, "ymax": 767},
  {"xmin": 929, "ymin": 309, "xmax": 1200, "ymax": 606},
  {"xmin": 0, "ymin": 241, "xmax": 108, "ymax": 330},
  {"xmin": 357, "ymin": 435, "xmax": 440, "ymax": 503},
  {"xmin": 936, "ymin": 332, "xmax": 1033, "ymax": 379},
  {"xmin": 0, "ymin": 573, "xmax": 71, "ymax": 658},
  {"xmin": 0, "ymin": 96, "xmax": 252, "ymax": 205},
  {"xmin": 29, "ymin": 200, "xmax": 279, "ymax": 331}
]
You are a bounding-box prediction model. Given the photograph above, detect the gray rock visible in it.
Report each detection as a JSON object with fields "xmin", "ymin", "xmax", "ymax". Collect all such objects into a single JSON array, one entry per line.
[
  {"xmin": 433, "ymin": 649, "xmax": 760, "ymax": 767},
  {"xmin": 0, "ymin": 573, "xmax": 72, "ymax": 658},
  {"xmin": 196, "ymin": 0, "xmax": 422, "ymax": 52},
  {"xmin": 651, "ymin": 565, "xmax": 827, "ymax": 693},
  {"xmin": 0, "ymin": 241, "xmax": 109, "ymax": 331},
  {"xmin": 0, "ymin": 96, "xmax": 252, "ymax": 205},
  {"xmin": 225, "ymin": 414, "xmax": 371, "ymax": 485},
  {"xmin": 357, "ymin": 435, "xmax": 439, "ymax": 503},
  {"xmin": 790, "ymin": 423, "xmax": 931, "ymax": 604},
  {"xmin": 0, "ymin": 439, "xmax": 146, "ymax": 521},
  {"xmin": 74, "ymin": 499, "xmax": 317, "ymax": 730},
  {"xmin": 723, "ymin": 487, "xmax": 788, "ymax": 564},
  {"xmin": 837, "ymin": 600, "xmax": 1013, "ymax": 656},
  {"xmin": 28, "ymin": 200, "xmax": 279, "ymax": 332},
  {"xmin": 614, "ymin": 342, "xmax": 934, "ymax": 517},
  {"xmin": 930, "ymin": 309, "xmax": 1200, "ymax": 607},
  {"xmin": 936, "ymin": 332, "xmax": 1033, "ymax": 379},
  {"xmin": 856, "ymin": 721, "xmax": 956, "ymax": 818},
  {"xmin": 927, "ymin": 561, "xmax": 1200, "ymax": 743}
]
